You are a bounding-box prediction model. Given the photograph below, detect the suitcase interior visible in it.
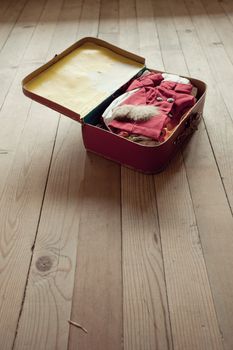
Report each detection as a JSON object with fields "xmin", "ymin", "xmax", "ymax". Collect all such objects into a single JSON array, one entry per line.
[{"xmin": 22, "ymin": 37, "xmax": 207, "ymax": 150}]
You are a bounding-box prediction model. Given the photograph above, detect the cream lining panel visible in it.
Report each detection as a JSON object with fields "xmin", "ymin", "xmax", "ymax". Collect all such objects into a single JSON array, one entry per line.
[{"xmin": 25, "ymin": 42, "xmax": 144, "ymax": 117}]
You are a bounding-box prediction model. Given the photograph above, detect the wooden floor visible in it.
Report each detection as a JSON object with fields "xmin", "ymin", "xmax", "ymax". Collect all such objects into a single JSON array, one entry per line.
[{"xmin": 0, "ymin": 0, "xmax": 233, "ymax": 349}]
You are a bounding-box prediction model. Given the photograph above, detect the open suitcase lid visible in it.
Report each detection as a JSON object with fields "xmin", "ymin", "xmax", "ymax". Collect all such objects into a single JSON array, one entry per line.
[{"xmin": 22, "ymin": 37, "xmax": 145, "ymax": 122}]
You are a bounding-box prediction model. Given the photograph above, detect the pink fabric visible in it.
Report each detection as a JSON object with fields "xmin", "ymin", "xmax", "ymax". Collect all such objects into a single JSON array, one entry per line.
[
  {"xmin": 109, "ymin": 73, "xmax": 196, "ymax": 140},
  {"xmin": 111, "ymin": 114, "xmax": 167, "ymax": 140},
  {"xmin": 127, "ymin": 72, "xmax": 163, "ymax": 90}
]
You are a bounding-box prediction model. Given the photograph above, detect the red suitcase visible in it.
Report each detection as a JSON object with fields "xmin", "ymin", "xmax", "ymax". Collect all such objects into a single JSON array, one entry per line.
[{"xmin": 22, "ymin": 37, "xmax": 207, "ymax": 174}]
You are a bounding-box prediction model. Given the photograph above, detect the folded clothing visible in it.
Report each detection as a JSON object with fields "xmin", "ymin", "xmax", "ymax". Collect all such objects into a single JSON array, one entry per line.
[
  {"xmin": 102, "ymin": 72, "xmax": 196, "ymax": 143},
  {"xmin": 110, "ymin": 113, "xmax": 167, "ymax": 140}
]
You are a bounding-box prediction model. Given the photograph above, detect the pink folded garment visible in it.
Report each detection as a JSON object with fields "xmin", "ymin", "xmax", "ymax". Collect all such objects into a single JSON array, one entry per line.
[
  {"xmin": 110, "ymin": 113, "xmax": 168, "ymax": 141},
  {"xmin": 127, "ymin": 72, "xmax": 164, "ymax": 90},
  {"xmin": 107, "ymin": 72, "xmax": 196, "ymax": 141},
  {"xmin": 124, "ymin": 82, "xmax": 195, "ymax": 126}
]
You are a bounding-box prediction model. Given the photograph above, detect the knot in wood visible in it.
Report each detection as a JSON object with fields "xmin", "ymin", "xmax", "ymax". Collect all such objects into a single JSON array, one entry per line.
[{"xmin": 36, "ymin": 256, "xmax": 53, "ymax": 272}]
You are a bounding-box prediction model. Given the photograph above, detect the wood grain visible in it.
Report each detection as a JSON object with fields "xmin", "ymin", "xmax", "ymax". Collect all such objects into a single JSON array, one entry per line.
[
  {"xmin": 120, "ymin": 1, "xmax": 172, "ymax": 349},
  {"xmin": 169, "ymin": 0, "xmax": 233, "ymax": 213},
  {"xmin": 68, "ymin": 155, "xmax": 122, "ymax": 350},
  {"xmin": 0, "ymin": 0, "xmax": 46, "ymax": 108},
  {"xmin": 14, "ymin": 116, "xmax": 85, "ymax": 350},
  {"xmin": 68, "ymin": 1, "xmax": 122, "ymax": 350},
  {"xmin": 135, "ymin": 0, "xmax": 163, "ymax": 70},
  {"xmin": 201, "ymin": 0, "xmax": 233, "ymax": 65},
  {"xmin": 0, "ymin": 0, "xmax": 63, "ymax": 348},
  {"xmin": 0, "ymin": 0, "xmax": 48, "ymax": 200},
  {"xmin": 122, "ymin": 169, "xmax": 173, "ymax": 350},
  {"xmin": 220, "ymin": 0, "xmax": 233, "ymax": 26},
  {"xmin": 13, "ymin": 0, "xmax": 85, "ymax": 349},
  {"xmin": 168, "ymin": 1, "xmax": 233, "ymax": 349},
  {"xmin": 98, "ymin": 0, "xmax": 119, "ymax": 43},
  {"xmin": 154, "ymin": 154, "xmax": 224, "ymax": 350},
  {"xmin": 23, "ymin": 0, "xmax": 64, "ymax": 63},
  {"xmin": 0, "ymin": 1, "xmax": 233, "ymax": 349},
  {"xmin": 0, "ymin": 0, "xmax": 27, "ymax": 51},
  {"xmin": 0, "ymin": 102, "xmax": 58, "ymax": 350},
  {"xmin": 153, "ymin": 1, "xmax": 225, "ymax": 349},
  {"xmin": 185, "ymin": 0, "xmax": 233, "ymax": 125}
]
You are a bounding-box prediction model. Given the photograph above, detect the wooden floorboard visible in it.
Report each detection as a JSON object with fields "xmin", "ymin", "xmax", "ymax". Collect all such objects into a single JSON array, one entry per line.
[
  {"xmin": 13, "ymin": 1, "xmax": 86, "ymax": 348},
  {"xmin": 152, "ymin": 1, "xmax": 224, "ymax": 349},
  {"xmin": 169, "ymin": 2, "xmax": 233, "ymax": 349},
  {"xmin": 68, "ymin": 2, "xmax": 122, "ymax": 350},
  {"xmin": 0, "ymin": 0, "xmax": 61, "ymax": 348},
  {"xmin": 0, "ymin": 1, "xmax": 232, "ymax": 349},
  {"xmin": 119, "ymin": 2, "xmax": 172, "ymax": 350}
]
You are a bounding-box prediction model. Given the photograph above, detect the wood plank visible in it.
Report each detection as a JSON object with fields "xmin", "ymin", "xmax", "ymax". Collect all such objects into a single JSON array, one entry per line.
[
  {"xmin": 182, "ymin": 122, "xmax": 233, "ymax": 350},
  {"xmin": 98, "ymin": 0, "xmax": 119, "ymax": 43},
  {"xmin": 76, "ymin": 0, "xmax": 101, "ymax": 39},
  {"xmin": 0, "ymin": 0, "xmax": 46, "ymax": 109},
  {"xmin": 0, "ymin": 0, "xmax": 63, "ymax": 198},
  {"xmin": 13, "ymin": 1, "xmax": 86, "ymax": 349},
  {"xmin": 168, "ymin": 1, "xmax": 233, "ymax": 349},
  {"xmin": 152, "ymin": 1, "xmax": 187, "ymax": 75},
  {"xmin": 184, "ymin": 0, "xmax": 233, "ymax": 125},
  {"xmin": 68, "ymin": 1, "xmax": 122, "ymax": 349},
  {"xmin": 169, "ymin": 0, "xmax": 233, "ymax": 212},
  {"xmin": 121, "ymin": 169, "xmax": 173, "ymax": 350},
  {"xmin": 201, "ymin": 0, "xmax": 233, "ymax": 65},
  {"xmin": 0, "ymin": 0, "xmax": 26, "ymax": 51},
  {"xmin": 0, "ymin": 67, "xmax": 32, "ymax": 197},
  {"xmin": 0, "ymin": 0, "xmax": 65, "ymax": 198},
  {"xmin": 68, "ymin": 155, "xmax": 122, "ymax": 350},
  {"xmin": 220, "ymin": 0, "xmax": 233, "ymax": 26},
  {"xmin": 98, "ymin": 0, "xmax": 119, "ymax": 45},
  {"xmin": 0, "ymin": 102, "xmax": 59, "ymax": 350},
  {"xmin": 14, "ymin": 117, "xmax": 85, "ymax": 350},
  {"xmin": 135, "ymin": 0, "xmax": 163, "ymax": 70},
  {"xmin": 118, "ymin": 0, "xmax": 139, "ymax": 52},
  {"xmin": 0, "ymin": 0, "xmax": 47, "ymax": 68},
  {"xmin": 0, "ymin": 0, "xmax": 12, "ymax": 17},
  {"xmin": 0, "ymin": 0, "xmax": 50, "ymax": 203},
  {"xmin": 153, "ymin": 1, "xmax": 225, "ymax": 349},
  {"xmin": 120, "ymin": 1, "xmax": 172, "ymax": 349},
  {"xmin": 23, "ymin": 0, "xmax": 64, "ymax": 63},
  {"xmin": 0, "ymin": 0, "xmax": 67, "ymax": 348},
  {"xmin": 47, "ymin": 0, "xmax": 84, "ymax": 55},
  {"xmin": 154, "ymin": 153, "xmax": 224, "ymax": 350}
]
